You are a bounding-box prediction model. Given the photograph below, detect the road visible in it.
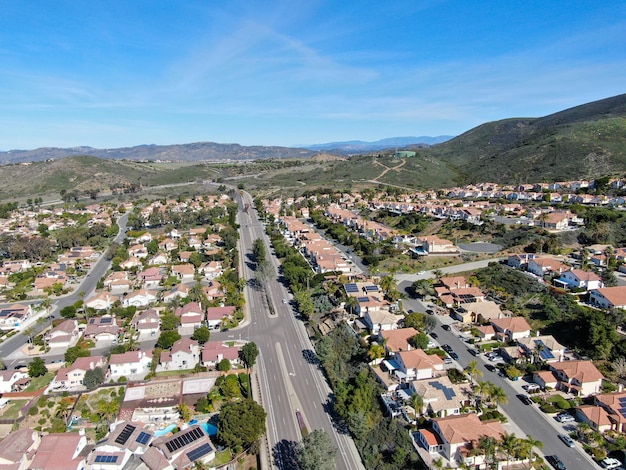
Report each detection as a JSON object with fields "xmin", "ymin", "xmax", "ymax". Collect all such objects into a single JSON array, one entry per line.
[
  {"xmin": 401, "ymin": 294, "xmax": 597, "ymax": 470},
  {"xmin": 229, "ymin": 191, "xmax": 364, "ymax": 470},
  {"xmin": 0, "ymin": 212, "xmax": 129, "ymax": 366}
]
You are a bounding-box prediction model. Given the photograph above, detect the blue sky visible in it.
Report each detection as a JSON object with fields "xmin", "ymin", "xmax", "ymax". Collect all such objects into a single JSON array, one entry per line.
[{"xmin": 0, "ymin": 0, "xmax": 624, "ymax": 150}]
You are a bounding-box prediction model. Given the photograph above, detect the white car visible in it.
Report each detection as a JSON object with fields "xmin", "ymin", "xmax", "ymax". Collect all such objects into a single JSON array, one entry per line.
[
  {"xmin": 599, "ymin": 458, "xmax": 622, "ymax": 469},
  {"xmin": 556, "ymin": 413, "xmax": 575, "ymax": 423}
]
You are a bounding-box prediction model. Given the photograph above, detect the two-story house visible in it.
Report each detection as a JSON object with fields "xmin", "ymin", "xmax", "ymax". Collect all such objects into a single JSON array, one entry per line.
[
  {"xmin": 550, "ymin": 360, "xmax": 604, "ymax": 396},
  {"xmin": 490, "ymin": 316, "xmax": 532, "ymax": 341},
  {"xmin": 109, "ymin": 350, "xmax": 153, "ymax": 379},
  {"xmin": 201, "ymin": 341, "xmax": 241, "ymax": 368},
  {"xmin": 557, "ymin": 269, "xmax": 603, "ymax": 291},
  {"xmin": 131, "ymin": 309, "xmax": 160, "ymax": 339},
  {"xmin": 590, "ymin": 286, "xmax": 626, "ymax": 309},
  {"xmin": 50, "ymin": 356, "xmax": 107, "ymax": 391},
  {"xmin": 158, "ymin": 338, "xmax": 200, "ymax": 371},
  {"xmin": 175, "ymin": 302, "xmax": 204, "ymax": 334},
  {"xmin": 45, "ymin": 319, "xmax": 80, "ymax": 349},
  {"xmin": 394, "ymin": 349, "xmax": 444, "ymax": 381}
]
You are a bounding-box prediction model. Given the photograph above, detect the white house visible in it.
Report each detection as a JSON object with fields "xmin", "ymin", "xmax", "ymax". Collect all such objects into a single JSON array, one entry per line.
[
  {"xmin": 590, "ymin": 286, "xmax": 626, "ymax": 309},
  {"xmin": 50, "ymin": 356, "xmax": 107, "ymax": 391},
  {"xmin": 158, "ymin": 338, "xmax": 200, "ymax": 371},
  {"xmin": 175, "ymin": 302, "xmax": 204, "ymax": 334},
  {"xmin": 0, "ymin": 303, "xmax": 33, "ymax": 330},
  {"xmin": 0, "ymin": 369, "xmax": 29, "ymax": 393},
  {"xmin": 45, "ymin": 319, "xmax": 80, "ymax": 349},
  {"xmin": 490, "ymin": 316, "xmax": 532, "ymax": 341},
  {"xmin": 557, "ymin": 269, "xmax": 603, "ymax": 290},
  {"xmin": 131, "ymin": 309, "xmax": 160, "ymax": 338},
  {"xmin": 122, "ymin": 289, "xmax": 158, "ymax": 308},
  {"xmin": 108, "ymin": 350, "xmax": 153, "ymax": 379},
  {"xmin": 394, "ymin": 349, "xmax": 444, "ymax": 381},
  {"xmin": 201, "ymin": 341, "xmax": 241, "ymax": 368}
]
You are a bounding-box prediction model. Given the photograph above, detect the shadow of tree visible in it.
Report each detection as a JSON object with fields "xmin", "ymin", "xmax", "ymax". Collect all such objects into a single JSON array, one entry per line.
[{"xmin": 272, "ymin": 439, "xmax": 300, "ymax": 469}]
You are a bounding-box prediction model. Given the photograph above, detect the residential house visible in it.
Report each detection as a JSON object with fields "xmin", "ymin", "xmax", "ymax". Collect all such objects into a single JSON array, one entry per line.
[
  {"xmin": 203, "ymin": 281, "xmax": 225, "ymax": 302},
  {"xmin": 206, "ymin": 306, "xmax": 235, "ymax": 330},
  {"xmin": 517, "ymin": 335, "xmax": 565, "ymax": 363},
  {"xmin": 158, "ymin": 338, "xmax": 200, "ymax": 371},
  {"xmin": 417, "ymin": 235, "xmax": 458, "ymax": 254},
  {"xmin": 104, "ymin": 272, "xmax": 131, "ymax": 294},
  {"xmin": 171, "ymin": 264, "xmax": 195, "ymax": 283},
  {"xmin": 394, "ymin": 349, "xmax": 444, "ymax": 381},
  {"xmin": 592, "ymin": 391, "xmax": 626, "ymax": 433},
  {"xmin": 84, "ymin": 292, "xmax": 117, "ymax": 311},
  {"xmin": 131, "ymin": 309, "xmax": 160, "ymax": 338},
  {"xmin": 532, "ymin": 370, "xmax": 559, "ymax": 390},
  {"xmin": 83, "ymin": 316, "xmax": 120, "ymax": 342},
  {"xmin": 175, "ymin": 302, "xmax": 205, "ymax": 334},
  {"xmin": 527, "ymin": 257, "xmax": 569, "ymax": 277},
  {"xmin": 409, "ymin": 376, "xmax": 471, "ymax": 417},
  {"xmin": 415, "ymin": 413, "xmax": 504, "ymax": 467},
  {"xmin": 0, "ymin": 429, "xmax": 40, "ymax": 469},
  {"xmin": 50, "ymin": 356, "xmax": 107, "ymax": 391},
  {"xmin": 380, "ymin": 328, "xmax": 419, "ymax": 353},
  {"xmin": 89, "ymin": 421, "xmax": 154, "ymax": 469},
  {"xmin": 119, "ymin": 256, "xmax": 143, "ymax": 270},
  {"xmin": 109, "ymin": 350, "xmax": 153, "ymax": 379},
  {"xmin": 142, "ymin": 425, "xmax": 215, "ymax": 469},
  {"xmin": 0, "ymin": 303, "xmax": 32, "ymax": 330},
  {"xmin": 364, "ymin": 309, "xmax": 401, "ymax": 335},
  {"xmin": 198, "ymin": 261, "xmax": 223, "ymax": 280},
  {"xmin": 122, "ymin": 289, "xmax": 158, "ymax": 308},
  {"xmin": 550, "ymin": 360, "xmax": 604, "ymax": 396},
  {"xmin": 0, "ymin": 369, "xmax": 29, "ymax": 393},
  {"xmin": 507, "ymin": 253, "xmax": 538, "ymax": 270},
  {"xmin": 45, "ymin": 319, "xmax": 80, "ymax": 349},
  {"xmin": 201, "ymin": 341, "xmax": 241, "ymax": 368},
  {"xmin": 147, "ymin": 252, "xmax": 169, "ymax": 266},
  {"xmin": 137, "ymin": 267, "xmax": 163, "ymax": 289},
  {"xmin": 30, "ymin": 431, "xmax": 87, "ymax": 470},
  {"xmin": 128, "ymin": 244, "xmax": 149, "ymax": 259},
  {"xmin": 557, "ymin": 269, "xmax": 603, "ymax": 290},
  {"xmin": 452, "ymin": 301, "xmax": 504, "ymax": 324},
  {"xmin": 590, "ymin": 286, "xmax": 626, "ymax": 309},
  {"xmin": 490, "ymin": 316, "xmax": 532, "ymax": 341},
  {"xmin": 576, "ymin": 405, "xmax": 613, "ymax": 432},
  {"xmin": 162, "ymin": 284, "xmax": 190, "ymax": 303}
]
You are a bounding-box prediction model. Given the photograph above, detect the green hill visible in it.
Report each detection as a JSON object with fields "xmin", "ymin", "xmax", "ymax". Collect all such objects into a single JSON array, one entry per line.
[{"xmin": 427, "ymin": 93, "xmax": 626, "ymax": 184}]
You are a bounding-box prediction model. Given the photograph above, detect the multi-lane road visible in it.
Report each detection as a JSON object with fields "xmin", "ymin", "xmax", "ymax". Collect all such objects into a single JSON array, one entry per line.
[{"xmin": 231, "ymin": 190, "xmax": 364, "ymax": 469}]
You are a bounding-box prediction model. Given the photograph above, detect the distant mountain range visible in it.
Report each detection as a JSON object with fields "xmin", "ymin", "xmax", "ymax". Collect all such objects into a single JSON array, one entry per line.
[
  {"xmin": 297, "ymin": 136, "xmax": 454, "ymax": 153},
  {"xmin": 0, "ymin": 135, "xmax": 453, "ymax": 165}
]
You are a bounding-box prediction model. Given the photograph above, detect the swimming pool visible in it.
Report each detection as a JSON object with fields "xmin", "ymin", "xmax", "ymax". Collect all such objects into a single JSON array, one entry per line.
[{"xmin": 152, "ymin": 421, "xmax": 217, "ymax": 437}]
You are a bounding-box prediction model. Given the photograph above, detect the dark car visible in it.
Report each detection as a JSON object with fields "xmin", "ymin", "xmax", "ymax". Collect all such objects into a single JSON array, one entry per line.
[
  {"xmin": 426, "ymin": 309, "xmax": 434, "ymax": 315},
  {"xmin": 449, "ymin": 352, "xmax": 459, "ymax": 360},
  {"xmin": 430, "ymin": 332, "xmax": 438, "ymax": 339},
  {"xmin": 546, "ymin": 455, "xmax": 566, "ymax": 470},
  {"xmin": 442, "ymin": 324, "xmax": 451, "ymax": 331},
  {"xmin": 442, "ymin": 344, "xmax": 452, "ymax": 352},
  {"xmin": 468, "ymin": 348, "xmax": 478, "ymax": 356},
  {"xmin": 516, "ymin": 394, "xmax": 533, "ymax": 405},
  {"xmin": 485, "ymin": 364, "xmax": 496, "ymax": 372}
]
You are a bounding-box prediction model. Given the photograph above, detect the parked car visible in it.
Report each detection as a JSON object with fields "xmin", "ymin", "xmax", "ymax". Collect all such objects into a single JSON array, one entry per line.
[
  {"xmin": 468, "ymin": 348, "xmax": 478, "ymax": 356},
  {"xmin": 442, "ymin": 344, "xmax": 452, "ymax": 352},
  {"xmin": 489, "ymin": 355, "xmax": 503, "ymax": 362},
  {"xmin": 442, "ymin": 324, "xmax": 451, "ymax": 331},
  {"xmin": 558, "ymin": 434, "xmax": 575, "ymax": 448},
  {"xmin": 556, "ymin": 413, "xmax": 576, "ymax": 423},
  {"xmin": 485, "ymin": 364, "xmax": 497, "ymax": 372},
  {"xmin": 546, "ymin": 455, "xmax": 566, "ymax": 470},
  {"xmin": 517, "ymin": 394, "xmax": 533, "ymax": 405},
  {"xmin": 425, "ymin": 309, "xmax": 434, "ymax": 315},
  {"xmin": 449, "ymin": 352, "xmax": 459, "ymax": 360},
  {"xmin": 599, "ymin": 458, "xmax": 622, "ymax": 469},
  {"xmin": 430, "ymin": 332, "xmax": 438, "ymax": 339},
  {"xmin": 443, "ymin": 357, "xmax": 453, "ymax": 364}
]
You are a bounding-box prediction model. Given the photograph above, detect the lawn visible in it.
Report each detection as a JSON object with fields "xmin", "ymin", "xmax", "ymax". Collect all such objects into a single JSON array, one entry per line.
[
  {"xmin": 26, "ymin": 372, "xmax": 54, "ymax": 392},
  {"xmin": 0, "ymin": 400, "xmax": 27, "ymax": 420}
]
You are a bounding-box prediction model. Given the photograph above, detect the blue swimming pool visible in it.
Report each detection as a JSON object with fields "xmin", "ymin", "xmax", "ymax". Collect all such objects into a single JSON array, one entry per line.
[{"xmin": 152, "ymin": 421, "xmax": 217, "ymax": 437}]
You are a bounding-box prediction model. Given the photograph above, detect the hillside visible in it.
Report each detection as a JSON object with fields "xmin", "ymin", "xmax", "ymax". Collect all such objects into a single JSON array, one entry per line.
[{"xmin": 428, "ymin": 93, "xmax": 626, "ymax": 183}]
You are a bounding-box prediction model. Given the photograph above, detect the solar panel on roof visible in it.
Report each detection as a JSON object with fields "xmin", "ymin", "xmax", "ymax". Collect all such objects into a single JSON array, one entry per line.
[
  {"xmin": 165, "ymin": 427, "xmax": 204, "ymax": 453},
  {"xmin": 619, "ymin": 408, "xmax": 626, "ymax": 418},
  {"xmin": 94, "ymin": 455, "xmax": 118, "ymax": 463},
  {"xmin": 365, "ymin": 285, "xmax": 379, "ymax": 292},
  {"xmin": 101, "ymin": 317, "xmax": 113, "ymax": 324},
  {"xmin": 136, "ymin": 431, "xmax": 151, "ymax": 445},
  {"xmin": 428, "ymin": 380, "xmax": 457, "ymax": 400},
  {"xmin": 187, "ymin": 442, "xmax": 213, "ymax": 462},
  {"xmin": 357, "ymin": 297, "xmax": 369, "ymax": 303},
  {"xmin": 619, "ymin": 397, "xmax": 626, "ymax": 404},
  {"xmin": 345, "ymin": 283, "xmax": 359, "ymax": 293},
  {"xmin": 115, "ymin": 424, "xmax": 136, "ymax": 445}
]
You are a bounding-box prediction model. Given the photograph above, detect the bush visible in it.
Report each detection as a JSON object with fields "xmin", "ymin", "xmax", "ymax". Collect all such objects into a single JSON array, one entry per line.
[
  {"xmin": 118, "ymin": 376, "xmax": 127, "ymax": 383},
  {"xmin": 540, "ymin": 404, "xmax": 559, "ymax": 414},
  {"xmin": 29, "ymin": 406, "xmax": 38, "ymax": 416}
]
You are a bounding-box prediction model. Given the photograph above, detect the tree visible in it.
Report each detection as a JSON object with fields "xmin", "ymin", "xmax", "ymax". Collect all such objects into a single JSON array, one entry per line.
[
  {"xmin": 192, "ymin": 326, "xmax": 211, "ymax": 344},
  {"xmin": 96, "ymin": 398, "xmax": 119, "ymax": 426},
  {"xmin": 157, "ymin": 330, "xmax": 181, "ymax": 349},
  {"xmin": 84, "ymin": 367, "xmax": 105, "ymax": 390},
  {"xmin": 410, "ymin": 332, "xmax": 429, "ymax": 350},
  {"xmin": 65, "ymin": 345, "xmax": 90, "ymax": 365},
  {"xmin": 477, "ymin": 435, "xmax": 499, "ymax": 470},
  {"xmin": 217, "ymin": 399, "xmax": 266, "ymax": 449},
  {"xmin": 28, "ymin": 357, "xmax": 47, "ymax": 377},
  {"xmin": 23, "ymin": 326, "xmax": 37, "ymax": 346},
  {"xmin": 522, "ymin": 434, "xmax": 543, "ymax": 467},
  {"xmin": 240, "ymin": 342, "xmax": 259, "ymax": 369},
  {"xmin": 178, "ymin": 403, "xmax": 193, "ymax": 422},
  {"xmin": 490, "ymin": 385, "xmax": 508, "ymax": 407},
  {"xmin": 160, "ymin": 311, "xmax": 181, "ymax": 331},
  {"xmin": 217, "ymin": 358, "xmax": 231, "ymax": 372},
  {"xmin": 465, "ymin": 360, "xmax": 483, "ymax": 385},
  {"xmin": 499, "ymin": 432, "xmax": 519, "ymax": 469},
  {"xmin": 296, "ymin": 429, "xmax": 338, "ymax": 470},
  {"xmin": 367, "ymin": 343, "xmax": 385, "ymax": 361}
]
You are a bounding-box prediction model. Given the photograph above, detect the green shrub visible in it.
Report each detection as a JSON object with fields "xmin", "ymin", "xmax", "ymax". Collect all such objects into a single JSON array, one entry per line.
[
  {"xmin": 38, "ymin": 418, "xmax": 46, "ymax": 425},
  {"xmin": 28, "ymin": 406, "xmax": 38, "ymax": 416},
  {"xmin": 540, "ymin": 404, "xmax": 559, "ymax": 414}
]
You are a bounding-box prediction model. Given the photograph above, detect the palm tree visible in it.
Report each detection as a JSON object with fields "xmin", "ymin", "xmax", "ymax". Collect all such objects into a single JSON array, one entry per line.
[
  {"xmin": 477, "ymin": 435, "xmax": 498, "ymax": 470},
  {"xmin": 97, "ymin": 399, "xmax": 119, "ymax": 426},
  {"xmin": 344, "ymin": 296, "xmax": 359, "ymax": 316},
  {"xmin": 407, "ymin": 393, "xmax": 424, "ymax": 419},
  {"xmin": 490, "ymin": 385, "xmax": 508, "ymax": 408},
  {"xmin": 473, "ymin": 380, "xmax": 491, "ymax": 405},
  {"xmin": 431, "ymin": 457, "xmax": 444, "ymax": 470},
  {"xmin": 499, "ymin": 432, "xmax": 519, "ymax": 469},
  {"xmin": 367, "ymin": 343, "xmax": 385, "ymax": 362},
  {"xmin": 465, "ymin": 360, "xmax": 483, "ymax": 385},
  {"xmin": 522, "ymin": 434, "xmax": 543, "ymax": 468}
]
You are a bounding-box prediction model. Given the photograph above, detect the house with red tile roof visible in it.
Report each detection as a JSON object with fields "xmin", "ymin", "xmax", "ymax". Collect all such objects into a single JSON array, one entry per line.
[
  {"xmin": 109, "ymin": 350, "xmax": 153, "ymax": 379},
  {"xmin": 590, "ymin": 286, "xmax": 626, "ymax": 309},
  {"xmin": 592, "ymin": 391, "xmax": 626, "ymax": 432},
  {"xmin": 83, "ymin": 316, "xmax": 120, "ymax": 342},
  {"xmin": 158, "ymin": 338, "xmax": 200, "ymax": 372},
  {"xmin": 557, "ymin": 269, "xmax": 603, "ymax": 290},
  {"xmin": 206, "ymin": 306, "xmax": 236, "ymax": 330},
  {"xmin": 0, "ymin": 429, "xmax": 40, "ymax": 468},
  {"xmin": 30, "ymin": 431, "xmax": 87, "ymax": 470},
  {"xmin": 175, "ymin": 301, "xmax": 204, "ymax": 334},
  {"xmin": 122, "ymin": 289, "xmax": 158, "ymax": 308},
  {"xmin": 45, "ymin": 319, "xmax": 80, "ymax": 349},
  {"xmin": 576, "ymin": 405, "xmax": 613, "ymax": 432},
  {"xmin": 394, "ymin": 349, "xmax": 444, "ymax": 381},
  {"xmin": 490, "ymin": 316, "xmax": 532, "ymax": 341},
  {"xmin": 201, "ymin": 341, "xmax": 241, "ymax": 368},
  {"xmin": 131, "ymin": 309, "xmax": 160, "ymax": 338},
  {"xmin": 414, "ymin": 413, "xmax": 505, "ymax": 467},
  {"xmin": 527, "ymin": 257, "xmax": 569, "ymax": 277},
  {"xmin": 171, "ymin": 264, "xmax": 195, "ymax": 283},
  {"xmin": 550, "ymin": 360, "xmax": 604, "ymax": 396},
  {"xmin": 380, "ymin": 328, "xmax": 419, "ymax": 353},
  {"xmin": 50, "ymin": 356, "xmax": 107, "ymax": 391}
]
